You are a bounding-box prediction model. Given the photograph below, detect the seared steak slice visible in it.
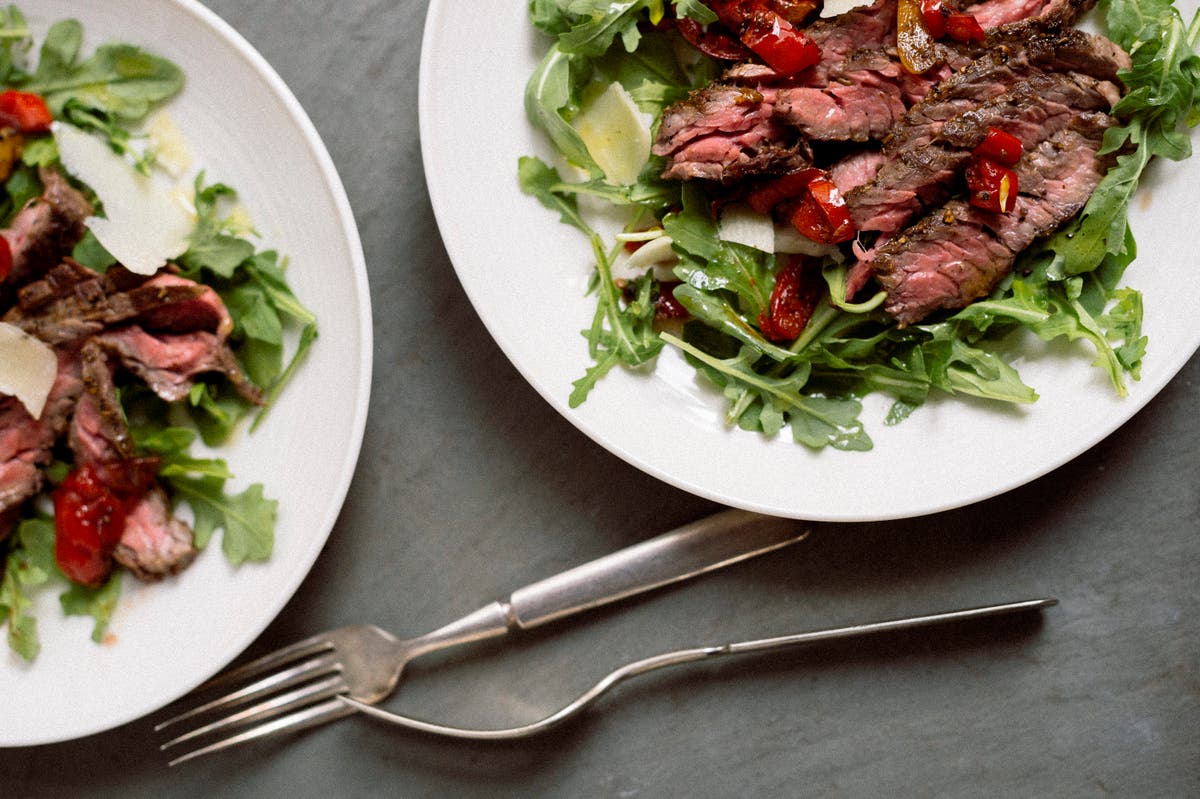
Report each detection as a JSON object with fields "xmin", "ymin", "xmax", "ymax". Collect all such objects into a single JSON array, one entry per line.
[
  {"xmin": 829, "ymin": 149, "xmax": 889, "ymax": 194},
  {"xmin": 136, "ymin": 273, "xmax": 235, "ymax": 340},
  {"xmin": 113, "ymin": 485, "xmax": 196, "ymax": 581},
  {"xmin": 5, "ymin": 274, "xmax": 211, "ymax": 346},
  {"xmin": 93, "ymin": 325, "xmax": 263, "ymax": 404},
  {"xmin": 774, "ymin": 72, "xmax": 908, "ymax": 142},
  {"xmin": 0, "ymin": 351, "xmax": 83, "ymax": 519},
  {"xmin": 886, "ymin": 27, "xmax": 1127, "ymax": 154},
  {"xmin": 0, "ymin": 167, "xmax": 92, "ymax": 297},
  {"xmin": 0, "ymin": 458, "xmax": 41, "ymax": 520},
  {"xmin": 653, "ymin": 84, "xmax": 811, "ymax": 182},
  {"xmin": 872, "ymin": 117, "xmax": 1114, "ymax": 324},
  {"xmin": 848, "ymin": 69, "xmax": 1120, "ymax": 236},
  {"xmin": 69, "ymin": 339, "xmax": 135, "ymax": 465}
]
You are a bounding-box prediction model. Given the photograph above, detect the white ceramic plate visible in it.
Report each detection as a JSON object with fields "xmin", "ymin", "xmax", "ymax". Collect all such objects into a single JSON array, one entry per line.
[
  {"xmin": 0, "ymin": 0, "xmax": 371, "ymax": 746},
  {"xmin": 420, "ymin": 3, "xmax": 1198, "ymax": 524}
]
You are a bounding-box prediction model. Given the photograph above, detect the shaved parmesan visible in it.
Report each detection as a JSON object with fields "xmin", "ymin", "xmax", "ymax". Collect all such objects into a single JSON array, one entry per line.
[
  {"xmin": 774, "ymin": 222, "xmax": 842, "ymax": 257},
  {"xmin": 612, "ymin": 233, "xmax": 678, "ymax": 282},
  {"xmin": 0, "ymin": 323, "xmax": 57, "ymax": 419},
  {"xmin": 145, "ymin": 111, "xmax": 193, "ymax": 177},
  {"xmin": 53, "ymin": 122, "xmax": 194, "ymax": 276},
  {"xmin": 718, "ymin": 204, "xmax": 776, "ymax": 252},
  {"xmin": 574, "ymin": 82, "xmax": 651, "ymax": 186},
  {"xmin": 820, "ymin": 0, "xmax": 875, "ymax": 16}
]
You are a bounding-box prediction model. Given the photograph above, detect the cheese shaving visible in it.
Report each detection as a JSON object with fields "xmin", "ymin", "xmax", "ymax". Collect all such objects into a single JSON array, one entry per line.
[
  {"xmin": 0, "ymin": 322, "xmax": 57, "ymax": 419},
  {"xmin": 52, "ymin": 122, "xmax": 194, "ymax": 275}
]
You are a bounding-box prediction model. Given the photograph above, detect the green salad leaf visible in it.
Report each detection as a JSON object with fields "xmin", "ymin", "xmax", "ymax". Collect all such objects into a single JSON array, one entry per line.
[
  {"xmin": 21, "ymin": 19, "xmax": 183, "ymax": 168},
  {"xmin": 1037, "ymin": 0, "xmax": 1200, "ymax": 277},
  {"xmin": 0, "ymin": 517, "xmax": 122, "ymax": 660},
  {"xmin": 176, "ymin": 175, "xmax": 318, "ymax": 440},
  {"xmin": 133, "ymin": 427, "xmax": 276, "ymax": 565},
  {"xmin": 0, "ymin": 6, "xmax": 31, "ymax": 85}
]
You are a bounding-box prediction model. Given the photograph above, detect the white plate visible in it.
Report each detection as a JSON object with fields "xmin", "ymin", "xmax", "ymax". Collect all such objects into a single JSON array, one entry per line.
[
  {"xmin": 0, "ymin": 0, "xmax": 371, "ymax": 746},
  {"xmin": 419, "ymin": 1, "xmax": 1199, "ymax": 524}
]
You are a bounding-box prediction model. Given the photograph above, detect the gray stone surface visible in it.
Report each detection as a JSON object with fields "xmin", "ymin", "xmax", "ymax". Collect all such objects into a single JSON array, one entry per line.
[{"xmin": 3, "ymin": 1, "xmax": 1198, "ymax": 796}]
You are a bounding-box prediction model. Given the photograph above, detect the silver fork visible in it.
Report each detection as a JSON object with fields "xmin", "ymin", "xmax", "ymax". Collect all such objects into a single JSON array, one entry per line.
[
  {"xmin": 156, "ymin": 509, "xmax": 809, "ymax": 765},
  {"xmin": 341, "ymin": 597, "xmax": 1058, "ymax": 739}
]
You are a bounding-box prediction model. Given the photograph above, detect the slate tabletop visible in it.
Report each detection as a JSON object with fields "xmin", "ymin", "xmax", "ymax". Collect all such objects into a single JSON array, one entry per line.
[{"xmin": 2, "ymin": 1, "xmax": 1197, "ymax": 797}]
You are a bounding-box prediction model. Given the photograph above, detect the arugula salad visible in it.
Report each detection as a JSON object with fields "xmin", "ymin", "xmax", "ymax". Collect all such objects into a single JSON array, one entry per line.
[
  {"xmin": 519, "ymin": 0, "xmax": 1200, "ymax": 452},
  {"xmin": 0, "ymin": 8, "xmax": 316, "ymax": 660}
]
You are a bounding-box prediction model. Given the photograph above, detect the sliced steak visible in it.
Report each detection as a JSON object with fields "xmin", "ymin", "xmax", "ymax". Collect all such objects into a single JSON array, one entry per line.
[
  {"xmin": 137, "ymin": 273, "xmax": 235, "ymax": 340},
  {"xmin": 93, "ymin": 325, "xmax": 263, "ymax": 404},
  {"xmin": 885, "ymin": 27, "xmax": 1127, "ymax": 155},
  {"xmin": 5, "ymin": 273, "xmax": 212, "ymax": 347},
  {"xmin": 848, "ymin": 68, "xmax": 1120, "ymax": 236},
  {"xmin": 0, "ymin": 351, "xmax": 83, "ymax": 519},
  {"xmin": 113, "ymin": 485, "xmax": 196, "ymax": 581},
  {"xmin": 69, "ymin": 339, "xmax": 135, "ymax": 466},
  {"xmin": 653, "ymin": 84, "xmax": 811, "ymax": 181},
  {"xmin": 0, "ymin": 458, "xmax": 41, "ymax": 521},
  {"xmin": 829, "ymin": 148, "xmax": 889, "ymax": 194},
  {"xmin": 0, "ymin": 167, "xmax": 92, "ymax": 297},
  {"xmin": 871, "ymin": 117, "xmax": 1114, "ymax": 324},
  {"xmin": 774, "ymin": 72, "xmax": 908, "ymax": 142}
]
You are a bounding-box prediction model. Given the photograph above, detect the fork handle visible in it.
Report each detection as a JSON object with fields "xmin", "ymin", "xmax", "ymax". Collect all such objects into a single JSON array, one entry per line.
[{"xmin": 410, "ymin": 509, "xmax": 808, "ymax": 658}]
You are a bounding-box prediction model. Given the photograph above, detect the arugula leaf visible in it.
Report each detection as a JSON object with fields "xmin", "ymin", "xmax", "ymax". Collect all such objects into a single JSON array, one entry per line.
[
  {"xmin": 520, "ymin": 155, "xmax": 664, "ymax": 405},
  {"xmin": 0, "ymin": 5, "xmax": 31, "ymax": 85},
  {"xmin": 171, "ymin": 477, "xmax": 276, "ymax": 564},
  {"xmin": 1, "ymin": 519, "xmax": 55, "ymax": 661},
  {"xmin": 1, "ymin": 517, "xmax": 123, "ymax": 660},
  {"xmin": 23, "ymin": 19, "xmax": 184, "ymax": 167},
  {"xmin": 665, "ymin": 334, "xmax": 874, "ymax": 450},
  {"xmin": 529, "ymin": 1, "xmax": 717, "ymax": 51},
  {"xmin": 174, "ymin": 177, "xmax": 318, "ymax": 434},
  {"xmin": 178, "ymin": 175, "xmax": 256, "ymax": 278},
  {"xmin": 133, "ymin": 425, "xmax": 276, "ymax": 564},
  {"xmin": 60, "ymin": 572, "xmax": 122, "ymax": 644},
  {"xmin": 1041, "ymin": 0, "xmax": 1200, "ymax": 276},
  {"xmin": 530, "ymin": 1, "xmax": 658, "ymax": 56},
  {"xmin": 665, "ymin": 185, "xmax": 775, "ymax": 319},
  {"xmin": 525, "ymin": 44, "xmax": 601, "ymax": 175}
]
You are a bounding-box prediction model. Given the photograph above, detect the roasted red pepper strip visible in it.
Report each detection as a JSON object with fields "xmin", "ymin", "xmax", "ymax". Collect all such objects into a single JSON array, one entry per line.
[
  {"xmin": 945, "ymin": 12, "xmax": 986, "ymax": 43},
  {"xmin": 965, "ymin": 157, "xmax": 1018, "ymax": 213},
  {"xmin": 711, "ymin": 1, "xmax": 821, "ymax": 76},
  {"xmin": 52, "ymin": 458, "xmax": 160, "ymax": 587},
  {"xmin": 53, "ymin": 464, "xmax": 128, "ymax": 588},
  {"xmin": 675, "ymin": 17, "xmax": 754, "ymax": 61},
  {"xmin": 919, "ymin": 0, "xmax": 949, "ymax": 38},
  {"xmin": 655, "ymin": 281, "xmax": 690, "ymax": 320},
  {"xmin": 0, "ymin": 90, "xmax": 53, "ymax": 134},
  {"xmin": 790, "ymin": 176, "xmax": 856, "ymax": 243},
  {"xmin": 745, "ymin": 167, "xmax": 824, "ymax": 215},
  {"xmin": 758, "ymin": 258, "xmax": 822, "ymax": 342},
  {"xmin": 973, "ymin": 127, "xmax": 1023, "ymax": 166},
  {"xmin": 0, "ymin": 234, "xmax": 12, "ymax": 282}
]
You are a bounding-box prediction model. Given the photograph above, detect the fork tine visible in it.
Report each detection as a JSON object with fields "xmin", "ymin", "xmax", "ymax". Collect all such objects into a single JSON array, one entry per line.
[
  {"xmin": 193, "ymin": 633, "xmax": 335, "ymax": 695},
  {"xmin": 155, "ymin": 652, "xmax": 340, "ymax": 732},
  {"xmin": 160, "ymin": 674, "xmax": 350, "ymax": 751},
  {"xmin": 165, "ymin": 697, "xmax": 357, "ymax": 767}
]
